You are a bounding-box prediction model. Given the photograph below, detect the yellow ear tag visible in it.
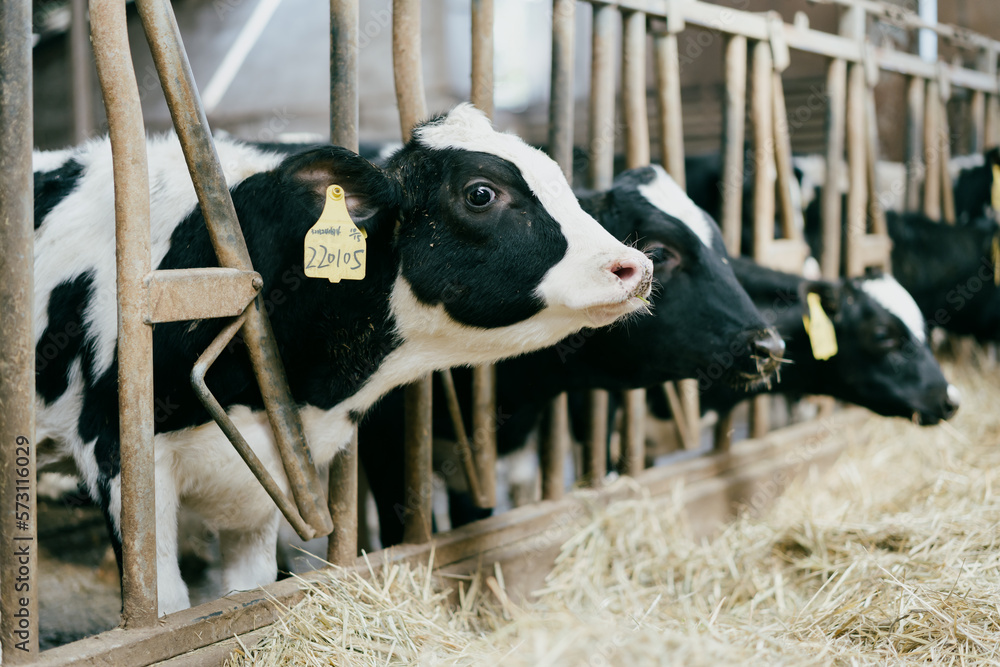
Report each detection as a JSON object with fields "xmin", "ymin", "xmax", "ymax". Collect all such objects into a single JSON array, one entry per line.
[
  {"xmin": 992, "ymin": 234, "xmax": 1000, "ymax": 287},
  {"xmin": 991, "ymin": 164, "xmax": 1000, "ymax": 213},
  {"xmin": 802, "ymin": 292, "xmax": 838, "ymax": 361},
  {"xmin": 304, "ymin": 185, "xmax": 367, "ymax": 283}
]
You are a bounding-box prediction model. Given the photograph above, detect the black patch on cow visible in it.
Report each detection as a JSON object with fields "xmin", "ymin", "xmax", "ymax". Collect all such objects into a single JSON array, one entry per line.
[
  {"xmin": 35, "ymin": 272, "xmax": 94, "ymax": 404},
  {"xmin": 34, "ymin": 159, "xmax": 84, "ymax": 229},
  {"xmin": 385, "ymin": 148, "xmax": 568, "ymax": 328}
]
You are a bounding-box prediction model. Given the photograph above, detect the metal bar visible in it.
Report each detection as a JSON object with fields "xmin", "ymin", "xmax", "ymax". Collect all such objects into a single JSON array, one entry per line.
[
  {"xmin": 326, "ymin": 428, "xmax": 358, "ymax": 564},
  {"xmin": 938, "ymin": 94, "xmax": 956, "ymax": 224},
  {"xmin": 621, "ymin": 389, "xmax": 645, "ymax": 475},
  {"xmin": 845, "ymin": 63, "xmax": 868, "ymax": 277},
  {"xmin": 402, "ymin": 375, "xmax": 433, "ymax": 543},
  {"xmin": 971, "ymin": 90, "xmax": 987, "ymax": 154},
  {"xmin": 772, "ymin": 72, "xmax": 803, "ymax": 241},
  {"xmin": 471, "ymin": 0, "xmax": 494, "ymax": 118},
  {"xmin": 0, "ymin": 0, "xmax": 38, "ymax": 656},
  {"xmin": 662, "ymin": 382, "xmax": 690, "ymax": 445},
  {"xmin": 439, "ymin": 369, "xmax": 484, "ymax": 505},
  {"xmin": 70, "ymin": 0, "xmax": 94, "ymax": 143},
  {"xmin": 749, "ymin": 39, "xmax": 773, "ymax": 440},
  {"xmin": 471, "ymin": 365, "xmax": 496, "ymax": 508},
  {"xmin": 549, "ymin": 0, "xmax": 576, "ymax": 177},
  {"xmin": 905, "ymin": 76, "xmax": 925, "ymax": 213},
  {"xmin": 90, "ymin": 0, "xmax": 158, "ymax": 627},
  {"xmin": 145, "ymin": 268, "xmax": 261, "ymax": 324},
  {"xmin": 923, "ymin": 78, "xmax": 942, "ymax": 220},
  {"xmin": 721, "ymin": 34, "xmax": 747, "ymax": 257},
  {"xmin": 822, "ymin": 58, "xmax": 847, "ymax": 279},
  {"xmin": 864, "ymin": 85, "xmax": 888, "ymax": 237},
  {"xmin": 585, "ymin": 390, "xmax": 608, "ymax": 485},
  {"xmin": 589, "ymin": 3, "xmax": 618, "ymax": 191},
  {"xmin": 987, "ymin": 94, "xmax": 1000, "ymax": 147},
  {"xmin": 133, "ymin": 0, "xmax": 333, "ymax": 540},
  {"xmin": 191, "ymin": 311, "xmax": 316, "ymax": 541},
  {"xmin": 393, "ymin": 0, "xmax": 427, "ymax": 141},
  {"xmin": 542, "ymin": 393, "xmax": 569, "ymax": 500},
  {"xmin": 654, "ymin": 31, "xmax": 684, "ymax": 187},
  {"xmin": 470, "ymin": 0, "xmax": 497, "ymax": 512},
  {"xmin": 623, "ymin": 10, "xmax": 649, "ymax": 169},
  {"xmin": 330, "ymin": 0, "xmax": 359, "ymax": 151},
  {"xmin": 328, "ymin": 0, "xmax": 360, "ymax": 566},
  {"xmin": 621, "ymin": 8, "xmax": 648, "ymax": 479}
]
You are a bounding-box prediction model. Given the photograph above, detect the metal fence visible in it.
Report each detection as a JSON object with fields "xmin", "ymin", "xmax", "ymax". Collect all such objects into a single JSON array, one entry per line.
[{"xmin": 1, "ymin": 0, "xmax": 999, "ymax": 663}]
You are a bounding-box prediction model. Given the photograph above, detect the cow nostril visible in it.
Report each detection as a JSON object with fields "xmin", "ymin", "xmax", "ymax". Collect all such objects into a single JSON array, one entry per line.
[
  {"xmin": 752, "ymin": 333, "xmax": 786, "ymax": 359},
  {"xmin": 611, "ymin": 261, "xmax": 638, "ymax": 284}
]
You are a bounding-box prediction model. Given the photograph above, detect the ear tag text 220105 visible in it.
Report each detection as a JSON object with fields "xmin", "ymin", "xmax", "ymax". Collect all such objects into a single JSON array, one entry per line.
[
  {"xmin": 304, "ymin": 184, "xmax": 366, "ymax": 283},
  {"xmin": 802, "ymin": 292, "xmax": 838, "ymax": 361}
]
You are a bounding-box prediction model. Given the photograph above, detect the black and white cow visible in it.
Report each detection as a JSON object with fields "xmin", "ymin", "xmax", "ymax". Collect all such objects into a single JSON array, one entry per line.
[
  {"xmin": 32, "ymin": 104, "xmax": 654, "ymax": 614},
  {"xmin": 359, "ymin": 165, "xmax": 785, "ymax": 545},
  {"xmin": 885, "ymin": 210, "xmax": 1000, "ymax": 342},
  {"xmin": 664, "ymin": 257, "xmax": 960, "ymax": 424},
  {"xmin": 953, "ymin": 147, "xmax": 999, "ymax": 225}
]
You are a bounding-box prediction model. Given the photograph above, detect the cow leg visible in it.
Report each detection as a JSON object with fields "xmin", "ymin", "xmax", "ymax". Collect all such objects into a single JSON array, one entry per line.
[
  {"xmin": 154, "ymin": 466, "xmax": 190, "ymax": 615},
  {"xmin": 218, "ymin": 509, "xmax": 279, "ymax": 594}
]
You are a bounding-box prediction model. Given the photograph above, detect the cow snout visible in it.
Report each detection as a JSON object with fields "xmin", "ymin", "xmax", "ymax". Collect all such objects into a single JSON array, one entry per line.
[
  {"xmin": 610, "ymin": 254, "xmax": 653, "ymax": 299},
  {"xmin": 725, "ymin": 328, "xmax": 785, "ymax": 387},
  {"xmin": 752, "ymin": 331, "xmax": 786, "ymax": 361}
]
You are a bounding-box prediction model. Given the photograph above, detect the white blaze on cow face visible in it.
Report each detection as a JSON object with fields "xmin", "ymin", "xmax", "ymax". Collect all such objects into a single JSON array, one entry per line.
[
  {"xmin": 637, "ymin": 164, "xmax": 716, "ymax": 248},
  {"xmin": 412, "ymin": 104, "xmax": 652, "ymax": 326},
  {"xmin": 860, "ymin": 275, "xmax": 927, "ymax": 344}
]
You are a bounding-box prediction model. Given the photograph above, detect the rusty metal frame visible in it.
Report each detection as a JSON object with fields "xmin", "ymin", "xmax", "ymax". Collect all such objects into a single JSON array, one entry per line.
[{"xmin": 0, "ymin": 0, "xmax": 38, "ymax": 659}]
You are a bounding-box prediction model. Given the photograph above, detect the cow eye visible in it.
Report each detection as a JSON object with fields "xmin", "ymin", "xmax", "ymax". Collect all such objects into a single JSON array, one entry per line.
[
  {"xmin": 465, "ymin": 184, "xmax": 496, "ymax": 209},
  {"xmin": 645, "ymin": 242, "xmax": 681, "ymax": 273},
  {"xmin": 872, "ymin": 325, "xmax": 900, "ymax": 350}
]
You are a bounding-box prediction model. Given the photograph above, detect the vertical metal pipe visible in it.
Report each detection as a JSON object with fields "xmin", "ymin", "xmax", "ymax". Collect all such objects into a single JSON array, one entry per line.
[
  {"xmin": 721, "ymin": 35, "xmax": 747, "ymax": 257},
  {"xmin": 327, "ymin": 0, "xmax": 359, "ymax": 565},
  {"xmin": 772, "ymin": 73, "xmax": 802, "ymax": 241},
  {"xmin": 923, "ymin": 78, "xmax": 941, "ymax": 221},
  {"xmin": 471, "ymin": 0, "xmax": 494, "ymax": 118},
  {"xmin": 864, "ymin": 86, "xmax": 888, "ymax": 237},
  {"xmin": 621, "ymin": 9, "xmax": 648, "ymax": 478},
  {"xmin": 471, "ymin": 364, "xmax": 497, "ymax": 507},
  {"xmin": 330, "ymin": 0, "xmax": 359, "ymax": 152},
  {"xmin": 326, "ymin": 428, "xmax": 358, "ymax": 563},
  {"xmin": 987, "ymin": 94, "xmax": 1000, "ymax": 148},
  {"xmin": 749, "ymin": 40, "xmax": 774, "ymax": 440},
  {"xmin": 622, "ymin": 11, "xmax": 649, "ymax": 169},
  {"xmin": 589, "ymin": 3, "xmax": 617, "ymax": 191},
  {"xmin": 938, "ymin": 94, "xmax": 955, "ymax": 224},
  {"xmin": 971, "ymin": 90, "xmax": 986, "ymax": 154},
  {"xmin": 844, "ymin": 63, "xmax": 867, "ymax": 277},
  {"xmin": 654, "ymin": 31, "xmax": 684, "ymax": 187},
  {"xmin": 585, "ymin": 391, "xmax": 607, "ymax": 485},
  {"xmin": 133, "ymin": 0, "xmax": 333, "ymax": 540},
  {"xmin": 90, "ymin": 0, "xmax": 158, "ymax": 626},
  {"xmin": 70, "ymin": 0, "xmax": 94, "ymax": 143},
  {"xmin": 470, "ymin": 0, "xmax": 497, "ymax": 510},
  {"xmin": 544, "ymin": 0, "xmax": 575, "ymax": 498},
  {"xmin": 549, "ymin": 0, "xmax": 576, "ymax": 176},
  {"xmin": 0, "ymin": 0, "xmax": 38, "ymax": 657},
  {"xmin": 542, "ymin": 393, "xmax": 569, "ymax": 500},
  {"xmin": 822, "ymin": 58, "xmax": 847, "ymax": 279},
  {"xmin": 402, "ymin": 375, "xmax": 433, "ymax": 543},
  {"xmin": 393, "ymin": 0, "xmax": 427, "ymax": 141},
  {"xmin": 905, "ymin": 76, "xmax": 926, "ymax": 213}
]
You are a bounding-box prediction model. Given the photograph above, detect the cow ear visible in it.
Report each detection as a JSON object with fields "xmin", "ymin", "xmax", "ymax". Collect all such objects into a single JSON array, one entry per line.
[
  {"xmin": 800, "ymin": 280, "xmax": 842, "ymax": 318},
  {"xmin": 986, "ymin": 146, "xmax": 1000, "ymax": 168},
  {"xmin": 281, "ymin": 146, "xmax": 402, "ymax": 230}
]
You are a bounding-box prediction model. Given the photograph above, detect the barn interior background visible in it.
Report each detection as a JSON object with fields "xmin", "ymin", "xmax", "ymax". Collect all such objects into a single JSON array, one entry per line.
[{"xmin": 5, "ymin": 0, "xmax": 1000, "ymax": 664}]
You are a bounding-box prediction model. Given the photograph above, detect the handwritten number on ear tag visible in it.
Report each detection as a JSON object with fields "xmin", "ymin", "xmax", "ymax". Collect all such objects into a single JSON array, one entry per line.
[
  {"xmin": 304, "ymin": 184, "xmax": 367, "ymax": 283},
  {"xmin": 802, "ymin": 292, "xmax": 838, "ymax": 361}
]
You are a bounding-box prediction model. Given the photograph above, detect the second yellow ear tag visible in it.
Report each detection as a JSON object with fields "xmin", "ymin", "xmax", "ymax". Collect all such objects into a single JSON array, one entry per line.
[
  {"xmin": 304, "ymin": 185, "xmax": 366, "ymax": 283},
  {"xmin": 802, "ymin": 292, "xmax": 838, "ymax": 361}
]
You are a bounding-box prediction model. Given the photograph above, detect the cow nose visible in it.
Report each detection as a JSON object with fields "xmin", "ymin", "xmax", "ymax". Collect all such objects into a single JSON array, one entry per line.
[
  {"xmin": 752, "ymin": 331, "xmax": 786, "ymax": 360},
  {"xmin": 942, "ymin": 383, "xmax": 961, "ymax": 420},
  {"xmin": 611, "ymin": 255, "xmax": 653, "ymax": 298}
]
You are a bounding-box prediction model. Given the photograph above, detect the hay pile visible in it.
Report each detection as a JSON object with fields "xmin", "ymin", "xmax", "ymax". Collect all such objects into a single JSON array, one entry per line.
[{"xmin": 229, "ymin": 359, "xmax": 1000, "ymax": 666}]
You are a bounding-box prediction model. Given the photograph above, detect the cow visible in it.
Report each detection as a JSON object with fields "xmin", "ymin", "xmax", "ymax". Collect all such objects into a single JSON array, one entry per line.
[
  {"xmin": 953, "ymin": 147, "xmax": 999, "ymax": 225},
  {"xmin": 358, "ymin": 164, "xmax": 786, "ymax": 546},
  {"xmin": 32, "ymin": 104, "xmax": 655, "ymax": 615},
  {"xmin": 664, "ymin": 257, "xmax": 960, "ymax": 425}
]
